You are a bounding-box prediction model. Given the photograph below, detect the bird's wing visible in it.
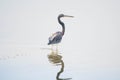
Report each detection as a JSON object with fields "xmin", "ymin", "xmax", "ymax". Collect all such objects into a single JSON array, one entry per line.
[
  {"xmin": 49, "ymin": 32, "xmax": 62, "ymax": 42},
  {"xmin": 49, "ymin": 33, "xmax": 58, "ymax": 41}
]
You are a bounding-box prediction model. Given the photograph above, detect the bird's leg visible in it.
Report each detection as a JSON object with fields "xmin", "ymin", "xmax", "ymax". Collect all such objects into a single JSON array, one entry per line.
[
  {"xmin": 51, "ymin": 45, "xmax": 54, "ymax": 53},
  {"xmin": 56, "ymin": 44, "xmax": 58, "ymax": 54}
]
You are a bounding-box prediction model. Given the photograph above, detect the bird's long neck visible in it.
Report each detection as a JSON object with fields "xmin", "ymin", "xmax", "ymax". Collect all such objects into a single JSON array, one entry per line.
[{"xmin": 58, "ymin": 16, "xmax": 65, "ymax": 35}]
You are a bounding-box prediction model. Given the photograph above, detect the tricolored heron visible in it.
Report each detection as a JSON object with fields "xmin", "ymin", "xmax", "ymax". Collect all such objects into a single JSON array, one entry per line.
[{"xmin": 48, "ymin": 14, "xmax": 73, "ymax": 52}]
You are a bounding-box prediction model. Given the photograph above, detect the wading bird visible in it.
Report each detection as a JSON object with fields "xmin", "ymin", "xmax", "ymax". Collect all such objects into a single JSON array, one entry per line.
[{"xmin": 48, "ymin": 14, "xmax": 73, "ymax": 52}]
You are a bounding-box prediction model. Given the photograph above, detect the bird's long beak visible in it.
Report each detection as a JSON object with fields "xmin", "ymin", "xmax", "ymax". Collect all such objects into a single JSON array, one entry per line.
[{"xmin": 64, "ymin": 15, "xmax": 74, "ymax": 18}]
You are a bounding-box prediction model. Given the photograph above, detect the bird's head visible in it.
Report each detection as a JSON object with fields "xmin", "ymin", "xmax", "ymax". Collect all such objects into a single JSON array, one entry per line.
[{"xmin": 59, "ymin": 14, "xmax": 74, "ymax": 18}]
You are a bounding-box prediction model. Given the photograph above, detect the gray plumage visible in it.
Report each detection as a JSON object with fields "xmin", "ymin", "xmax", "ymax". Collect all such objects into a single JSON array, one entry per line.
[
  {"xmin": 48, "ymin": 32, "xmax": 63, "ymax": 45},
  {"xmin": 48, "ymin": 14, "xmax": 73, "ymax": 45}
]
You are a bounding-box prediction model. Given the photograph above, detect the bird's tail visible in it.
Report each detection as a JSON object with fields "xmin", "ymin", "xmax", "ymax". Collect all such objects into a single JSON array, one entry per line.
[{"xmin": 47, "ymin": 42, "xmax": 51, "ymax": 45}]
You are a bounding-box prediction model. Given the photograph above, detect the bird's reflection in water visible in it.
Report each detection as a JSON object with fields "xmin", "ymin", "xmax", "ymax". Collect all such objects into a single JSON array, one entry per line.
[{"xmin": 47, "ymin": 52, "xmax": 72, "ymax": 80}]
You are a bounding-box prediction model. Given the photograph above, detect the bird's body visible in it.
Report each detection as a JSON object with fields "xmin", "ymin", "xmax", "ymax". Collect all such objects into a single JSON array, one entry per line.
[
  {"xmin": 48, "ymin": 31, "xmax": 63, "ymax": 45},
  {"xmin": 48, "ymin": 14, "xmax": 73, "ymax": 46}
]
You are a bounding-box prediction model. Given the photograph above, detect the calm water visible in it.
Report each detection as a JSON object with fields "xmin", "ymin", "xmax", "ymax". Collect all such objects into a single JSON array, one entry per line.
[{"xmin": 0, "ymin": 46, "xmax": 120, "ymax": 80}]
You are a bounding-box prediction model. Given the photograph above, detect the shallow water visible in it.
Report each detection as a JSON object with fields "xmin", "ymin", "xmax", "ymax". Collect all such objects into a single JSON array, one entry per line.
[{"xmin": 0, "ymin": 46, "xmax": 120, "ymax": 80}]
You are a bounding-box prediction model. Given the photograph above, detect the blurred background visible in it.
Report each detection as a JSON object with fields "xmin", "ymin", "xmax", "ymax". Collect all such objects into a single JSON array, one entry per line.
[{"xmin": 0, "ymin": 0, "xmax": 120, "ymax": 80}]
